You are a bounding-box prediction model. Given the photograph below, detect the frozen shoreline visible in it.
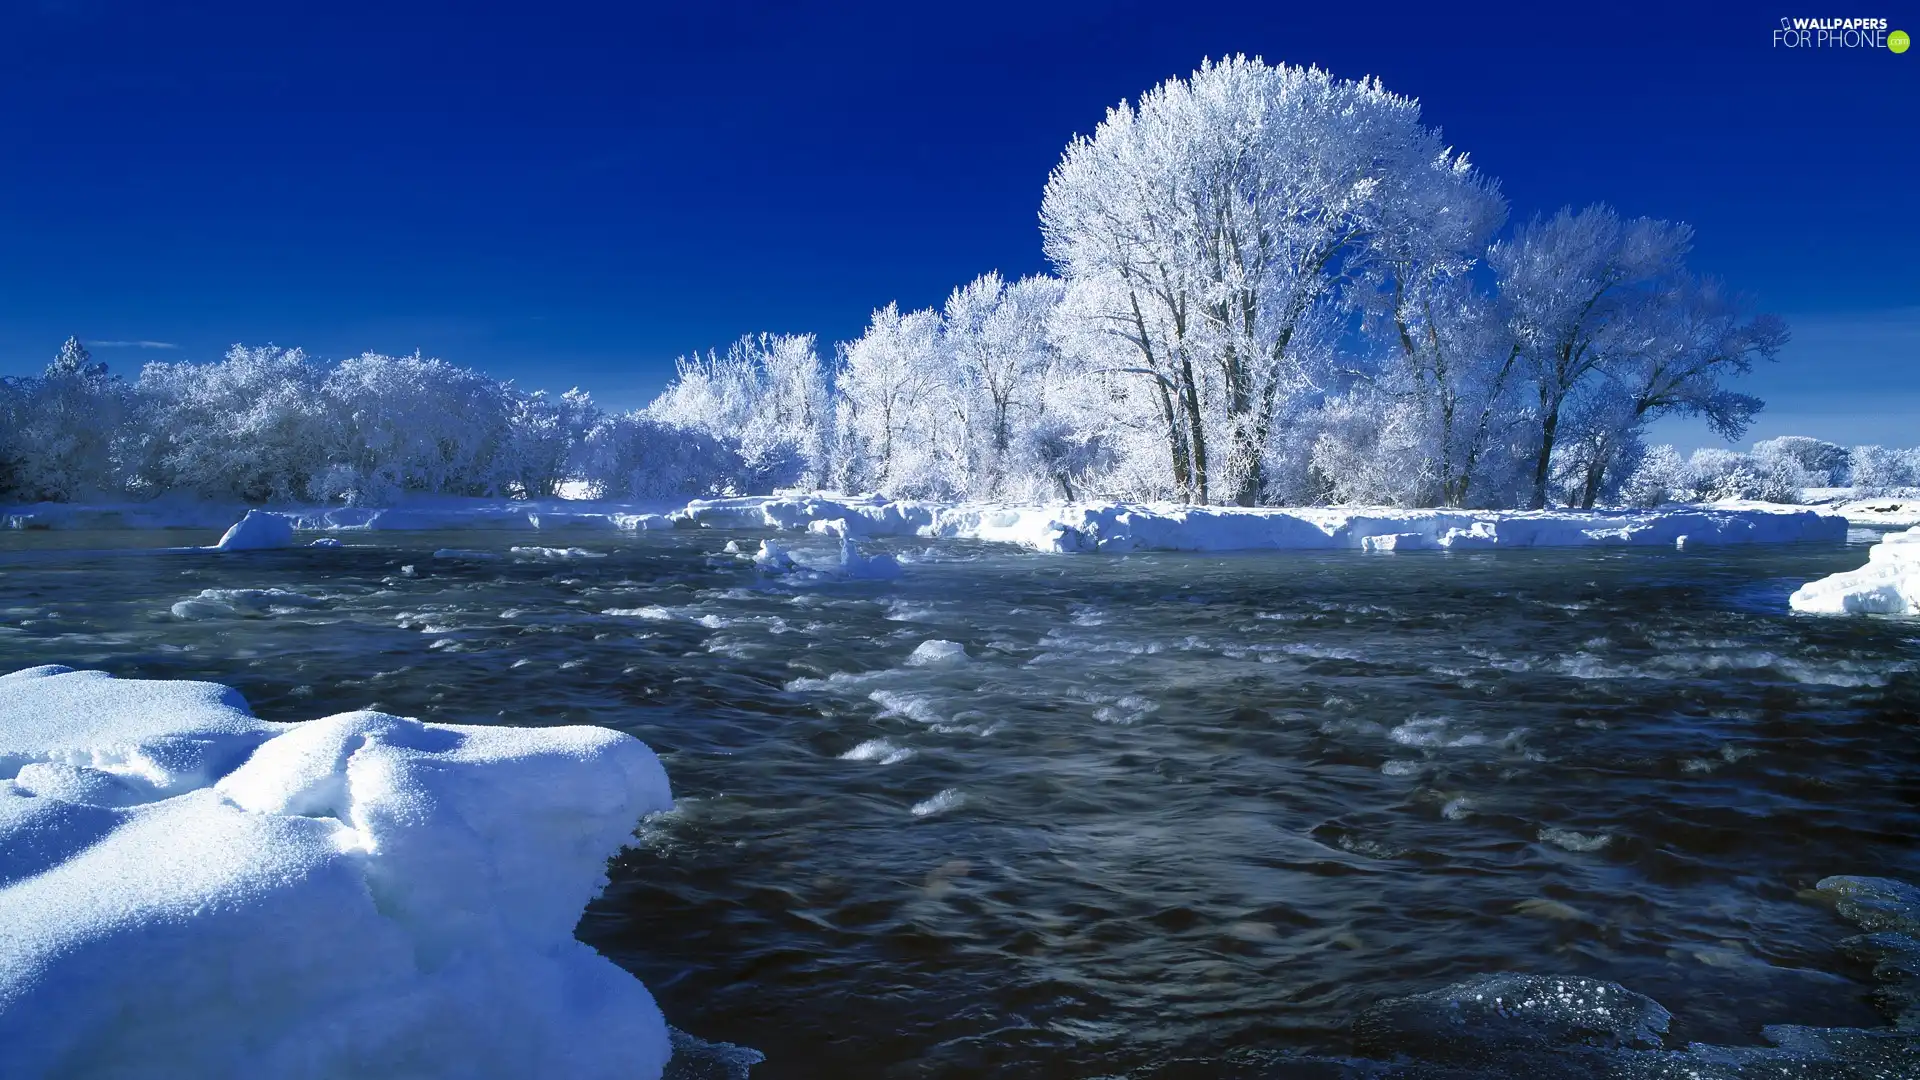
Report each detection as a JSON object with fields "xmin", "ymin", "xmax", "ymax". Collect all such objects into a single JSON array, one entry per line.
[
  {"xmin": 1, "ymin": 492, "xmax": 1849, "ymax": 554},
  {"xmin": 676, "ymin": 495, "xmax": 1847, "ymax": 553},
  {"xmin": 1790, "ymin": 525, "xmax": 1920, "ymax": 616}
]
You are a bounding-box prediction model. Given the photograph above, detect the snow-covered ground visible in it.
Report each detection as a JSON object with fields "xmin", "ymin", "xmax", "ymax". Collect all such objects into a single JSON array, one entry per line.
[
  {"xmin": 1790, "ymin": 525, "xmax": 1920, "ymax": 616},
  {"xmin": 2, "ymin": 492, "xmax": 1848, "ymax": 554},
  {"xmin": 1799, "ymin": 488, "xmax": 1920, "ymax": 528},
  {"xmin": 0, "ymin": 666, "xmax": 674, "ymax": 1079}
]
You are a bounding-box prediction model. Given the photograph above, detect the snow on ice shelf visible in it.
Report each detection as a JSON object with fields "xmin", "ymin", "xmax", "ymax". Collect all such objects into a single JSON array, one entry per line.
[
  {"xmin": 675, "ymin": 495, "xmax": 1847, "ymax": 554},
  {"xmin": 0, "ymin": 665, "xmax": 675, "ymax": 1080},
  {"xmin": 1790, "ymin": 525, "xmax": 1920, "ymax": 616}
]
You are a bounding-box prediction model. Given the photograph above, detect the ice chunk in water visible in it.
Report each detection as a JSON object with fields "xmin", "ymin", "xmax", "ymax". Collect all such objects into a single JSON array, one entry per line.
[
  {"xmin": 753, "ymin": 540, "xmax": 797, "ymax": 573},
  {"xmin": 212, "ymin": 509, "xmax": 295, "ymax": 552},
  {"xmin": 905, "ymin": 639, "xmax": 968, "ymax": 666},
  {"xmin": 838, "ymin": 539, "xmax": 901, "ymax": 580}
]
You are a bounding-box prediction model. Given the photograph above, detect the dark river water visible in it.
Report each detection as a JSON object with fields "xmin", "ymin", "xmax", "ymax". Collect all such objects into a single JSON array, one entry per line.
[{"xmin": 2, "ymin": 525, "xmax": 1916, "ymax": 1078}]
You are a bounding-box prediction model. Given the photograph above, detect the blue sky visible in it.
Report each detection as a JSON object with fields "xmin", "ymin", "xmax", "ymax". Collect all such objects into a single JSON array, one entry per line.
[{"xmin": 2, "ymin": 1, "xmax": 1914, "ymax": 447}]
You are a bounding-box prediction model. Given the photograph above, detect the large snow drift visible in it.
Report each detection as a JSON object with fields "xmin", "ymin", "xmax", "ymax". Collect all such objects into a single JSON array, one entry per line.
[
  {"xmin": 1790, "ymin": 525, "xmax": 1920, "ymax": 615},
  {"xmin": 672, "ymin": 495, "xmax": 1847, "ymax": 554},
  {"xmin": 0, "ymin": 665, "xmax": 674, "ymax": 1080}
]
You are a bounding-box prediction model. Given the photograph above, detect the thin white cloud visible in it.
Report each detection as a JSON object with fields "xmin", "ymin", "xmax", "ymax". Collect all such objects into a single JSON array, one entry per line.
[{"xmin": 88, "ymin": 340, "xmax": 181, "ymax": 349}]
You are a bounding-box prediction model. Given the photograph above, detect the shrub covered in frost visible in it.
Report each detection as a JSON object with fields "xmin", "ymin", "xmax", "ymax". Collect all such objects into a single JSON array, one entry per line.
[
  {"xmin": 1681, "ymin": 447, "xmax": 1807, "ymax": 503},
  {"xmin": 1618, "ymin": 444, "xmax": 1685, "ymax": 507},
  {"xmin": 1753, "ymin": 436, "xmax": 1851, "ymax": 487},
  {"xmin": 1848, "ymin": 445, "xmax": 1920, "ymax": 496}
]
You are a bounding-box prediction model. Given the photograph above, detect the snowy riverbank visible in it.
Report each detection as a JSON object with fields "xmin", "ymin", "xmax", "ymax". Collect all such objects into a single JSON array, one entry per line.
[
  {"xmin": 1790, "ymin": 525, "xmax": 1920, "ymax": 616},
  {"xmin": 0, "ymin": 666, "xmax": 675, "ymax": 1079},
  {"xmin": 673, "ymin": 495, "xmax": 1848, "ymax": 553},
  {"xmin": 2, "ymin": 493, "xmax": 1849, "ymax": 554}
]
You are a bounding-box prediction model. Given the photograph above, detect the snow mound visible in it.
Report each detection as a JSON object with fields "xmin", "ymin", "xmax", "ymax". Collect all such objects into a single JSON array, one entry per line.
[
  {"xmin": 675, "ymin": 495, "xmax": 1845, "ymax": 555},
  {"xmin": 212, "ymin": 509, "xmax": 295, "ymax": 552},
  {"xmin": 0, "ymin": 666, "xmax": 674, "ymax": 1079},
  {"xmin": 1790, "ymin": 526, "xmax": 1920, "ymax": 615}
]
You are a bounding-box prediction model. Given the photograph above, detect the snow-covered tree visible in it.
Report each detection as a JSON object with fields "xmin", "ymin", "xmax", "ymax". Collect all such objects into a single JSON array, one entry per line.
[
  {"xmin": 649, "ymin": 332, "xmax": 831, "ymax": 490},
  {"xmin": 833, "ymin": 304, "xmax": 945, "ymax": 495},
  {"xmin": 135, "ymin": 346, "xmax": 333, "ymax": 502},
  {"xmin": 1042, "ymin": 56, "xmax": 1489, "ymax": 505},
  {"xmin": 312, "ymin": 352, "xmax": 518, "ymax": 503},
  {"xmin": 505, "ymin": 387, "xmax": 598, "ymax": 499},
  {"xmin": 1493, "ymin": 207, "xmax": 1694, "ymax": 508},
  {"xmin": 1753, "ymin": 436, "xmax": 1850, "ymax": 488},
  {"xmin": 2, "ymin": 339, "xmax": 128, "ymax": 501},
  {"xmin": 1848, "ymin": 445, "xmax": 1920, "ymax": 495},
  {"xmin": 576, "ymin": 412, "xmax": 746, "ymax": 499}
]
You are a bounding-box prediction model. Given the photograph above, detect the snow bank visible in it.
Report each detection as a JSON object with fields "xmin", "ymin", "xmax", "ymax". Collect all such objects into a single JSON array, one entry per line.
[
  {"xmin": 212, "ymin": 509, "xmax": 295, "ymax": 551},
  {"xmin": 6, "ymin": 492, "xmax": 1848, "ymax": 554},
  {"xmin": 1789, "ymin": 525, "xmax": 1920, "ymax": 615},
  {"xmin": 675, "ymin": 495, "xmax": 1846, "ymax": 555},
  {"xmin": 0, "ymin": 666, "xmax": 674, "ymax": 1080}
]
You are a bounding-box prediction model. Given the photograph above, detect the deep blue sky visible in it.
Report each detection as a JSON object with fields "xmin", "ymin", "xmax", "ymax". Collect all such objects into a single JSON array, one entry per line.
[{"xmin": 2, "ymin": 0, "xmax": 1915, "ymax": 446}]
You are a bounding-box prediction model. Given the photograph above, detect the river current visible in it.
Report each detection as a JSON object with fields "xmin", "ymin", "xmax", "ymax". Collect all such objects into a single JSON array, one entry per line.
[{"xmin": 1, "ymin": 525, "xmax": 1915, "ymax": 1077}]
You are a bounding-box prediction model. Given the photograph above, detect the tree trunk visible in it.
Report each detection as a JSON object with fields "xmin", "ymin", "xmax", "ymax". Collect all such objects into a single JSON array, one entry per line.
[
  {"xmin": 1529, "ymin": 400, "xmax": 1560, "ymax": 510},
  {"xmin": 1177, "ymin": 353, "xmax": 1208, "ymax": 504},
  {"xmin": 1579, "ymin": 461, "xmax": 1605, "ymax": 510}
]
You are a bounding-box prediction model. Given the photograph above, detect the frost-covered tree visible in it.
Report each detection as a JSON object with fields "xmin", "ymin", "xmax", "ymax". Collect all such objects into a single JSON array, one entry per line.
[
  {"xmin": 576, "ymin": 412, "xmax": 746, "ymax": 499},
  {"xmin": 1619, "ymin": 443, "xmax": 1685, "ymax": 507},
  {"xmin": 312, "ymin": 352, "xmax": 518, "ymax": 503},
  {"xmin": 1492, "ymin": 206, "xmax": 1694, "ymax": 509},
  {"xmin": 505, "ymin": 388, "xmax": 598, "ymax": 499},
  {"xmin": 1557, "ymin": 277, "xmax": 1782, "ymax": 508},
  {"xmin": 2, "ymin": 339, "xmax": 128, "ymax": 501},
  {"xmin": 1753, "ymin": 436, "xmax": 1850, "ymax": 488},
  {"xmin": 1042, "ymin": 56, "xmax": 1489, "ymax": 505},
  {"xmin": 833, "ymin": 304, "xmax": 945, "ymax": 495},
  {"xmin": 938, "ymin": 272, "xmax": 1069, "ymax": 498},
  {"xmin": 136, "ymin": 346, "xmax": 332, "ymax": 502},
  {"xmin": 1848, "ymin": 445, "xmax": 1920, "ymax": 495},
  {"xmin": 649, "ymin": 332, "xmax": 831, "ymax": 490}
]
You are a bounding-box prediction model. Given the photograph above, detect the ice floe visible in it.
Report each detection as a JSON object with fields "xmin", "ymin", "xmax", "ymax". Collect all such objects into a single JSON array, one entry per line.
[
  {"xmin": 0, "ymin": 665, "xmax": 674, "ymax": 1079},
  {"xmin": 212, "ymin": 509, "xmax": 295, "ymax": 551},
  {"xmin": 1790, "ymin": 525, "xmax": 1920, "ymax": 615}
]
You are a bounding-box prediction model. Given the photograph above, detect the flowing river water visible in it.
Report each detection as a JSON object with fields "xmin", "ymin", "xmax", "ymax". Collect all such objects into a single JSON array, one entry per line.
[{"xmin": 2, "ymin": 525, "xmax": 1916, "ymax": 1077}]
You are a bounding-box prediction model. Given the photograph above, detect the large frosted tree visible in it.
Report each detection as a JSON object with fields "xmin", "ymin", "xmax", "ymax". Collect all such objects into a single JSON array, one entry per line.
[
  {"xmin": 1491, "ymin": 206, "xmax": 1693, "ymax": 509},
  {"xmin": 1041, "ymin": 56, "xmax": 1493, "ymax": 505}
]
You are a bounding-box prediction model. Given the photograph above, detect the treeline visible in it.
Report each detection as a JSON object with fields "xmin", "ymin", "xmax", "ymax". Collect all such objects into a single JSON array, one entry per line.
[
  {"xmin": 6, "ymin": 58, "xmax": 1907, "ymax": 510},
  {"xmin": 0, "ymin": 340, "xmax": 757, "ymax": 504}
]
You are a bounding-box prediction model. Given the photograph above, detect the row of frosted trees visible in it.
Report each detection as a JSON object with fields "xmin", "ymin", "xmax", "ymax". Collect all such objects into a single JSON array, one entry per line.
[
  {"xmin": 9, "ymin": 58, "xmax": 1905, "ymax": 509},
  {"xmin": 0, "ymin": 339, "xmax": 750, "ymax": 504}
]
